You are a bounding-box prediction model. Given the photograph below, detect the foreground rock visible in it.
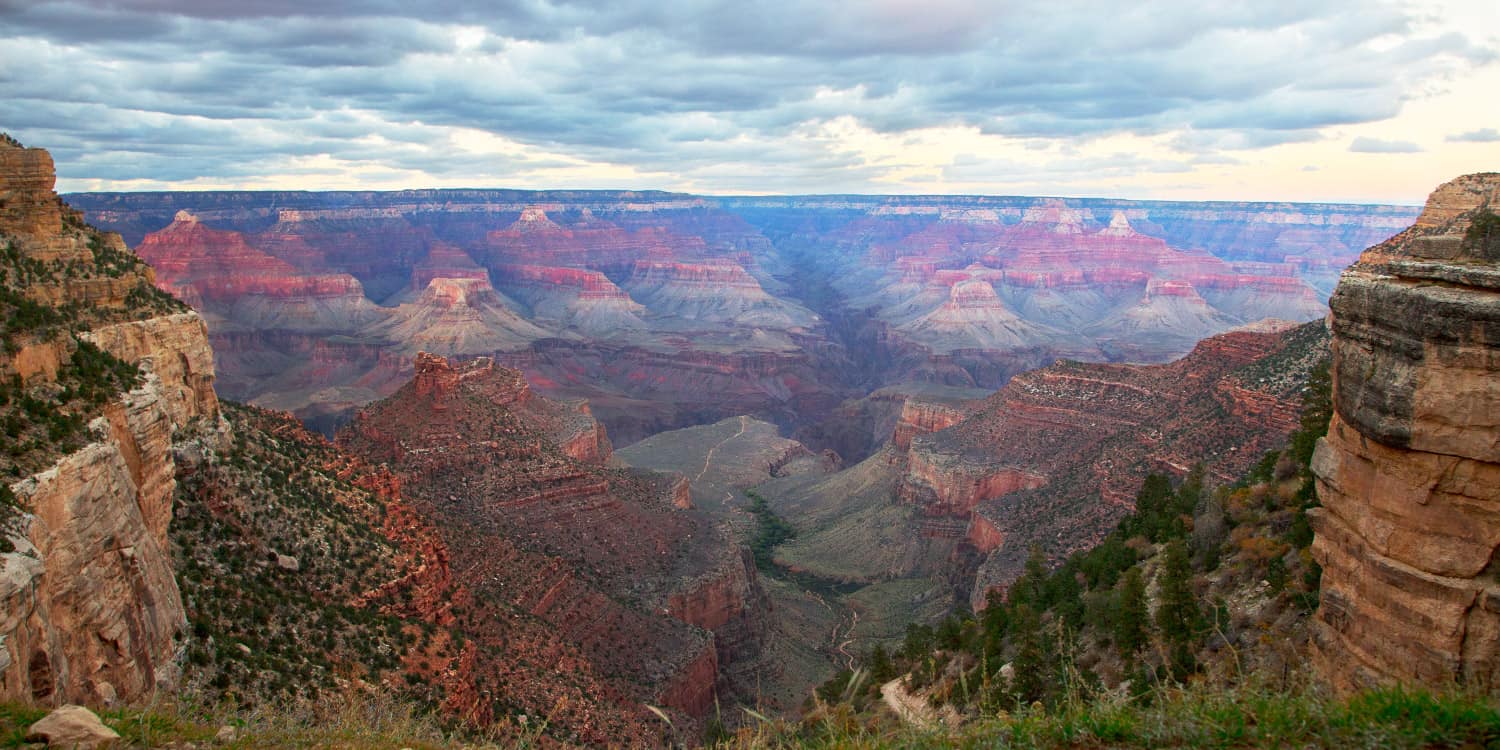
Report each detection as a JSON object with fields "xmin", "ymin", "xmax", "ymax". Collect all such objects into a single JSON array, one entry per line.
[
  {"xmin": 1311, "ymin": 173, "xmax": 1500, "ymax": 691},
  {"xmin": 25, "ymin": 705, "xmax": 119, "ymax": 748}
]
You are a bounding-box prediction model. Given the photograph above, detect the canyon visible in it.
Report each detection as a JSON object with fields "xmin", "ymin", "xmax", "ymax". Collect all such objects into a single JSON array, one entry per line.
[
  {"xmin": 14, "ymin": 130, "xmax": 1500, "ymax": 748},
  {"xmin": 68, "ymin": 191, "xmax": 1415, "ymax": 444}
]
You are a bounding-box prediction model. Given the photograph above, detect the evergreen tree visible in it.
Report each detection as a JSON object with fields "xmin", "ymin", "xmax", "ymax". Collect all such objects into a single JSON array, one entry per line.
[
  {"xmin": 1114, "ymin": 565, "xmax": 1149, "ymax": 660},
  {"xmin": 1008, "ymin": 603, "xmax": 1046, "ymax": 705},
  {"xmin": 901, "ymin": 622, "xmax": 934, "ymax": 662},
  {"xmin": 1010, "ymin": 545, "xmax": 1049, "ymax": 609},
  {"xmin": 937, "ymin": 615, "xmax": 965, "ymax": 651},
  {"xmin": 1125, "ymin": 474, "xmax": 1174, "ymax": 540},
  {"xmin": 1155, "ymin": 539, "xmax": 1199, "ymax": 678},
  {"xmin": 1171, "ymin": 464, "xmax": 1206, "ymax": 534},
  {"xmin": 1046, "ymin": 564, "xmax": 1085, "ymax": 629},
  {"xmin": 980, "ymin": 590, "xmax": 1008, "ymax": 670},
  {"xmin": 867, "ymin": 643, "xmax": 895, "ymax": 683}
]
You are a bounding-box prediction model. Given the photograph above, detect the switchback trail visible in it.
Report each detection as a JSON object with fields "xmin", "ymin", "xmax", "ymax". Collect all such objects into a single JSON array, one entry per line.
[{"xmin": 693, "ymin": 415, "xmax": 749, "ymax": 484}]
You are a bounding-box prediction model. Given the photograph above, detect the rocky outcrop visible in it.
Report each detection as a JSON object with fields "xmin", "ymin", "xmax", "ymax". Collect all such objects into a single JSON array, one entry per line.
[
  {"xmin": 0, "ymin": 140, "xmax": 221, "ymax": 706},
  {"xmin": 1311, "ymin": 173, "xmax": 1500, "ymax": 692},
  {"xmin": 904, "ymin": 321, "xmax": 1328, "ymax": 608},
  {"xmin": 338, "ymin": 354, "xmax": 769, "ymax": 731}
]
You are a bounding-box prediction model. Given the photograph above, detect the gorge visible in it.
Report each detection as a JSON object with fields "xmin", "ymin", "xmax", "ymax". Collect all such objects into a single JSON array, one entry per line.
[
  {"xmin": 68, "ymin": 191, "xmax": 1414, "ymax": 443},
  {"xmin": 7, "ymin": 133, "xmax": 1500, "ymax": 747}
]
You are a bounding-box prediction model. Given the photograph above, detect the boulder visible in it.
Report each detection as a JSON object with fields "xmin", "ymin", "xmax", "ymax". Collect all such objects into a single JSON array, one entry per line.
[{"xmin": 25, "ymin": 705, "xmax": 120, "ymax": 749}]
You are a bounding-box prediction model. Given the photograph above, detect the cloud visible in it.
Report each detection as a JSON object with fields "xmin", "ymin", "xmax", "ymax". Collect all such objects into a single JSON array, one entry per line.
[
  {"xmin": 1, "ymin": 0, "xmax": 1494, "ymax": 194},
  {"xmin": 1348, "ymin": 136, "xmax": 1424, "ymax": 153},
  {"xmin": 1447, "ymin": 127, "xmax": 1500, "ymax": 143}
]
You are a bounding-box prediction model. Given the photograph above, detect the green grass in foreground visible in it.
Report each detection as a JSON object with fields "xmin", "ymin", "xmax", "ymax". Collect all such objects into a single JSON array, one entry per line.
[
  {"xmin": 0, "ymin": 688, "xmax": 548, "ymax": 749},
  {"xmin": 715, "ymin": 683, "xmax": 1500, "ymax": 749},
  {"xmin": 2, "ymin": 683, "xmax": 1496, "ymax": 748}
]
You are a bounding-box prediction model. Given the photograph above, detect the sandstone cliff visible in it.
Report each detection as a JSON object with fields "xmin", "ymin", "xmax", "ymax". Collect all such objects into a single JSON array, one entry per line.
[
  {"xmin": 0, "ymin": 139, "xmax": 221, "ymax": 706},
  {"xmin": 69, "ymin": 190, "xmax": 1410, "ymax": 444},
  {"xmin": 337, "ymin": 353, "xmax": 771, "ymax": 737},
  {"xmin": 1311, "ymin": 173, "xmax": 1500, "ymax": 691}
]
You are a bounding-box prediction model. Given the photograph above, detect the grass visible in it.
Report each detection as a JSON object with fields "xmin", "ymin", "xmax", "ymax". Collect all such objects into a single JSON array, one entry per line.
[
  {"xmin": 0, "ymin": 686, "xmax": 553, "ymax": 749},
  {"xmin": 710, "ymin": 682, "xmax": 1500, "ymax": 749}
]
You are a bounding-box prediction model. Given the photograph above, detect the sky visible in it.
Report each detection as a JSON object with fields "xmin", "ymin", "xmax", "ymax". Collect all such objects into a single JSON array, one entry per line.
[{"xmin": 2, "ymin": 0, "xmax": 1498, "ymax": 203}]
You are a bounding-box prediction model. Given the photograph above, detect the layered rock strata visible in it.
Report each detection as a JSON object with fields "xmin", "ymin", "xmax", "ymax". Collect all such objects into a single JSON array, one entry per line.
[
  {"xmin": 0, "ymin": 140, "xmax": 221, "ymax": 706},
  {"xmin": 337, "ymin": 353, "xmax": 770, "ymax": 731},
  {"xmin": 1311, "ymin": 173, "xmax": 1500, "ymax": 691}
]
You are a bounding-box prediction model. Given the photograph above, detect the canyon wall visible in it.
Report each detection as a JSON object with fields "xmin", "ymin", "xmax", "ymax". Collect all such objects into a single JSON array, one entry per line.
[
  {"xmin": 67, "ymin": 190, "xmax": 1413, "ymax": 443},
  {"xmin": 0, "ymin": 142, "xmax": 222, "ymax": 706},
  {"xmin": 1311, "ymin": 173, "xmax": 1500, "ymax": 691},
  {"xmin": 337, "ymin": 353, "xmax": 771, "ymax": 733}
]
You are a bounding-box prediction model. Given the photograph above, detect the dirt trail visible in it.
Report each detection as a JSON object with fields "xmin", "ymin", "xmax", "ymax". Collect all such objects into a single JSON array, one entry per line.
[{"xmin": 693, "ymin": 415, "xmax": 749, "ymax": 483}]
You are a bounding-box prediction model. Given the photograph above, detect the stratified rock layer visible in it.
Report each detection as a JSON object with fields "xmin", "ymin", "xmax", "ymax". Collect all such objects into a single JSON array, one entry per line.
[
  {"xmin": 1311, "ymin": 173, "xmax": 1500, "ymax": 691},
  {"xmin": 337, "ymin": 354, "xmax": 769, "ymax": 735},
  {"xmin": 0, "ymin": 140, "xmax": 221, "ymax": 706},
  {"xmin": 70, "ymin": 191, "xmax": 1414, "ymax": 441}
]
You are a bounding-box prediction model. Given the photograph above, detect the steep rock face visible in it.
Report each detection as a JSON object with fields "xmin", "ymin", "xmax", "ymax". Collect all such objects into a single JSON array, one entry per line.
[
  {"xmin": 0, "ymin": 140, "xmax": 221, "ymax": 706},
  {"xmin": 338, "ymin": 354, "xmax": 769, "ymax": 729},
  {"xmin": 904, "ymin": 322, "xmax": 1327, "ymax": 607},
  {"xmin": 135, "ymin": 213, "xmax": 383, "ymax": 333},
  {"xmin": 0, "ymin": 148, "xmax": 66, "ymax": 251},
  {"xmin": 70, "ymin": 190, "xmax": 1412, "ymax": 443},
  {"xmin": 1311, "ymin": 173, "xmax": 1500, "ymax": 692}
]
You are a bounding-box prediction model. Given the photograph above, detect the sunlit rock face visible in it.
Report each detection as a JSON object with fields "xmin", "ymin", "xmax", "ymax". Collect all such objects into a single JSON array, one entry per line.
[
  {"xmin": 1311, "ymin": 173, "xmax": 1500, "ymax": 693},
  {"xmin": 71, "ymin": 190, "xmax": 1414, "ymax": 441},
  {"xmin": 1, "ymin": 142, "xmax": 222, "ymax": 706}
]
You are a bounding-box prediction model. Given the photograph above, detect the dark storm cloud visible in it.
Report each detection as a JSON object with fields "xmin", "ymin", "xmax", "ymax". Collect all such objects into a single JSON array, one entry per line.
[{"xmin": 0, "ymin": 0, "xmax": 1492, "ymax": 188}]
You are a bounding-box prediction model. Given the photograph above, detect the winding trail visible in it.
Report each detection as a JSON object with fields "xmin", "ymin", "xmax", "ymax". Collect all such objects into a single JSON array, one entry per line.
[
  {"xmin": 834, "ymin": 608, "xmax": 860, "ymax": 671},
  {"xmin": 693, "ymin": 415, "xmax": 749, "ymax": 484}
]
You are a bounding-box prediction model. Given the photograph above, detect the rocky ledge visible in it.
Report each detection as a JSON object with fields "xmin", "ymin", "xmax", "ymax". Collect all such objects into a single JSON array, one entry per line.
[{"xmin": 1311, "ymin": 173, "xmax": 1500, "ymax": 691}]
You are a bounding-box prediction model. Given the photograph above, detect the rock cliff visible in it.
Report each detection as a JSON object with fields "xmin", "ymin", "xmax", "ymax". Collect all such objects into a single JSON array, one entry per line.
[
  {"xmin": 0, "ymin": 139, "xmax": 221, "ymax": 706},
  {"xmin": 69, "ymin": 190, "xmax": 1411, "ymax": 443},
  {"xmin": 337, "ymin": 353, "xmax": 771, "ymax": 734},
  {"xmin": 1311, "ymin": 173, "xmax": 1500, "ymax": 691}
]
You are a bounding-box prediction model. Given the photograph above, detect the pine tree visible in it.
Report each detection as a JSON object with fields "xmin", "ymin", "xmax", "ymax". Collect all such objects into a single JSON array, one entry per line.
[
  {"xmin": 1126, "ymin": 474, "xmax": 1174, "ymax": 540},
  {"xmin": 981, "ymin": 590, "xmax": 1008, "ymax": 671},
  {"xmin": 1155, "ymin": 539, "xmax": 1200, "ymax": 678},
  {"xmin": 867, "ymin": 643, "xmax": 895, "ymax": 683},
  {"xmin": 1114, "ymin": 565, "xmax": 1149, "ymax": 660},
  {"xmin": 1010, "ymin": 545, "xmax": 1048, "ymax": 609},
  {"xmin": 1008, "ymin": 603, "xmax": 1046, "ymax": 705}
]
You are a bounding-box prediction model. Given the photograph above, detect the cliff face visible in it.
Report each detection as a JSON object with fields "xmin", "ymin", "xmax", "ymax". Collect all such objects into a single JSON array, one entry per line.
[
  {"xmin": 900, "ymin": 322, "xmax": 1327, "ymax": 606},
  {"xmin": 69, "ymin": 191, "xmax": 1411, "ymax": 443},
  {"xmin": 337, "ymin": 354, "xmax": 770, "ymax": 735},
  {"xmin": 0, "ymin": 140, "xmax": 221, "ymax": 706},
  {"xmin": 1311, "ymin": 173, "xmax": 1500, "ymax": 691}
]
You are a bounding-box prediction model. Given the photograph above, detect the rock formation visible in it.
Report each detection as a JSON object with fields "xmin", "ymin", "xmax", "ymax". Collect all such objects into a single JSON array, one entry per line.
[
  {"xmin": 337, "ymin": 353, "xmax": 771, "ymax": 734},
  {"xmin": 1311, "ymin": 173, "xmax": 1500, "ymax": 691},
  {"xmin": 69, "ymin": 190, "xmax": 1411, "ymax": 441},
  {"xmin": 762, "ymin": 321, "xmax": 1328, "ymax": 611},
  {"xmin": 0, "ymin": 139, "xmax": 222, "ymax": 706}
]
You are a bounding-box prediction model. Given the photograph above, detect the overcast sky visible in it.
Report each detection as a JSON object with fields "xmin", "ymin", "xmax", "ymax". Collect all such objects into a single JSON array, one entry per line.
[{"xmin": 3, "ymin": 0, "xmax": 1498, "ymax": 203}]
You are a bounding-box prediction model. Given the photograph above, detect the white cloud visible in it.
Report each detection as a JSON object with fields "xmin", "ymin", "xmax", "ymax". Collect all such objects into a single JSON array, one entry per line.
[{"xmin": 1, "ymin": 0, "xmax": 1497, "ymax": 201}]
